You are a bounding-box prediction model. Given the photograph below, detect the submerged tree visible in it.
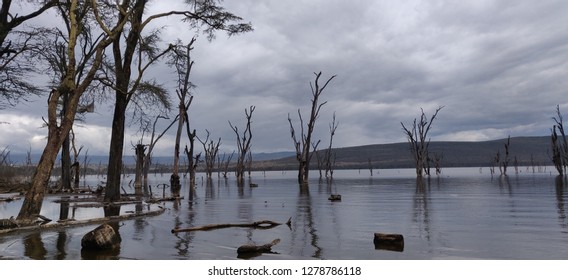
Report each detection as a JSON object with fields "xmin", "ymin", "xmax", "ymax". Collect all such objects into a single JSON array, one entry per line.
[
  {"xmin": 324, "ymin": 112, "xmax": 338, "ymax": 179},
  {"xmin": 229, "ymin": 105, "xmax": 255, "ymax": 183},
  {"xmin": 401, "ymin": 106, "xmax": 444, "ymax": 178},
  {"xmin": 551, "ymin": 105, "xmax": 568, "ymax": 176},
  {"xmin": 288, "ymin": 72, "xmax": 336, "ymax": 185},
  {"xmin": 168, "ymin": 38, "xmax": 197, "ymax": 197},
  {"xmin": 198, "ymin": 130, "xmax": 221, "ymax": 178}
]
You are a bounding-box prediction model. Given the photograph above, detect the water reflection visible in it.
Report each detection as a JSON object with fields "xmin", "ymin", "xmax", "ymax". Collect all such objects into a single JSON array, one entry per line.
[
  {"xmin": 23, "ymin": 232, "xmax": 47, "ymax": 259},
  {"xmin": 294, "ymin": 183, "xmax": 322, "ymax": 258},
  {"xmin": 413, "ymin": 178, "xmax": 431, "ymax": 242},
  {"xmin": 555, "ymin": 176, "xmax": 567, "ymax": 231},
  {"xmin": 55, "ymin": 231, "xmax": 68, "ymax": 260}
]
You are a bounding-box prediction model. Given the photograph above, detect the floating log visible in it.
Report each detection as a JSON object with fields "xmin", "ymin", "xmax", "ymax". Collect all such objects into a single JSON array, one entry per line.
[
  {"xmin": 237, "ymin": 238, "xmax": 280, "ymax": 258},
  {"xmin": 328, "ymin": 194, "xmax": 342, "ymax": 201},
  {"xmin": 81, "ymin": 223, "xmax": 121, "ymax": 250},
  {"xmin": 172, "ymin": 217, "xmax": 292, "ymax": 233},
  {"xmin": 373, "ymin": 233, "xmax": 404, "ymax": 252},
  {"xmin": 146, "ymin": 196, "xmax": 183, "ymax": 204},
  {"xmin": 0, "ymin": 206, "xmax": 165, "ymax": 235}
]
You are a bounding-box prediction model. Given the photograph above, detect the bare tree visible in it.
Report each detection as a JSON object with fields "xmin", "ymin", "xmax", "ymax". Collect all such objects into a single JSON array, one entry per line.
[
  {"xmin": 219, "ymin": 151, "xmax": 234, "ymax": 179},
  {"xmin": 168, "ymin": 38, "xmax": 197, "ymax": 198},
  {"xmin": 501, "ymin": 135, "xmax": 511, "ymax": 176},
  {"xmin": 288, "ymin": 71, "xmax": 336, "ymax": 185},
  {"xmin": 141, "ymin": 115, "xmax": 178, "ymax": 194},
  {"xmin": 551, "ymin": 105, "xmax": 568, "ymax": 176},
  {"xmin": 198, "ymin": 130, "xmax": 221, "ymax": 178},
  {"xmin": 324, "ymin": 112, "xmax": 338, "ymax": 179},
  {"xmin": 401, "ymin": 106, "xmax": 444, "ymax": 178},
  {"xmin": 229, "ymin": 106, "xmax": 255, "ymax": 183}
]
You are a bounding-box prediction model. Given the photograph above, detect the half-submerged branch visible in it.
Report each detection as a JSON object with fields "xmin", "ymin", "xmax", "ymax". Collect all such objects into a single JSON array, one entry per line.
[{"xmin": 171, "ymin": 217, "xmax": 292, "ymax": 233}]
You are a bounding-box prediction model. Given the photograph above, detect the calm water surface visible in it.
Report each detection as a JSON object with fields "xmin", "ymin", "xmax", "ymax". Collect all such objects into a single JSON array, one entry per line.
[{"xmin": 1, "ymin": 167, "xmax": 568, "ymax": 260}]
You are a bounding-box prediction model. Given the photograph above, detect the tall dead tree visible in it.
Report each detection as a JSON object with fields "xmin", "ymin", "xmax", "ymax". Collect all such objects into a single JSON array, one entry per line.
[
  {"xmin": 229, "ymin": 106, "xmax": 255, "ymax": 183},
  {"xmin": 141, "ymin": 115, "xmax": 178, "ymax": 193},
  {"xmin": 500, "ymin": 135, "xmax": 511, "ymax": 176},
  {"xmin": 168, "ymin": 38, "xmax": 197, "ymax": 198},
  {"xmin": 324, "ymin": 112, "xmax": 338, "ymax": 179},
  {"xmin": 134, "ymin": 142, "xmax": 145, "ymax": 195},
  {"xmin": 552, "ymin": 105, "xmax": 568, "ymax": 176},
  {"xmin": 198, "ymin": 130, "xmax": 221, "ymax": 178},
  {"xmin": 401, "ymin": 106, "xmax": 444, "ymax": 178},
  {"xmin": 288, "ymin": 72, "xmax": 336, "ymax": 185}
]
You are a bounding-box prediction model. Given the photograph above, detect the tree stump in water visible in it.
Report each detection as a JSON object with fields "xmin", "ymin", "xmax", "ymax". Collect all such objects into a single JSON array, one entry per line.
[
  {"xmin": 81, "ymin": 223, "xmax": 121, "ymax": 250},
  {"xmin": 237, "ymin": 239, "xmax": 280, "ymax": 259},
  {"xmin": 170, "ymin": 174, "xmax": 181, "ymax": 197},
  {"xmin": 328, "ymin": 194, "xmax": 342, "ymax": 201},
  {"xmin": 373, "ymin": 233, "xmax": 404, "ymax": 252}
]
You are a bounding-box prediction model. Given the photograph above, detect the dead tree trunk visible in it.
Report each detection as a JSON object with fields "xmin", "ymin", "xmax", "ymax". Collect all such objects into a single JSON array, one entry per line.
[
  {"xmin": 229, "ymin": 106, "xmax": 255, "ymax": 183},
  {"xmin": 401, "ymin": 106, "xmax": 443, "ymax": 178},
  {"xmin": 170, "ymin": 39, "xmax": 197, "ymax": 197},
  {"xmin": 501, "ymin": 135, "xmax": 511, "ymax": 176},
  {"xmin": 142, "ymin": 115, "xmax": 177, "ymax": 193},
  {"xmin": 70, "ymin": 129, "xmax": 83, "ymax": 190},
  {"xmin": 288, "ymin": 72, "xmax": 336, "ymax": 185},
  {"xmin": 134, "ymin": 143, "xmax": 145, "ymax": 196},
  {"xmin": 552, "ymin": 105, "xmax": 568, "ymax": 176},
  {"xmin": 184, "ymin": 112, "xmax": 199, "ymax": 187},
  {"xmin": 324, "ymin": 112, "xmax": 338, "ymax": 179}
]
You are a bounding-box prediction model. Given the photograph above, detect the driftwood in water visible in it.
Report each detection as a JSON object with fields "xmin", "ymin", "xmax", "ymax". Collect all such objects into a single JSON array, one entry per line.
[
  {"xmin": 0, "ymin": 206, "xmax": 165, "ymax": 234},
  {"xmin": 172, "ymin": 217, "xmax": 292, "ymax": 233},
  {"xmin": 237, "ymin": 238, "xmax": 280, "ymax": 258},
  {"xmin": 373, "ymin": 233, "xmax": 404, "ymax": 252},
  {"xmin": 146, "ymin": 196, "xmax": 183, "ymax": 204}
]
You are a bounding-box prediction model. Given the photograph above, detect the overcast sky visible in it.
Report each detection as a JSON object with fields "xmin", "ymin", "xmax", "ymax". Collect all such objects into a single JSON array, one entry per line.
[{"xmin": 2, "ymin": 0, "xmax": 568, "ymax": 158}]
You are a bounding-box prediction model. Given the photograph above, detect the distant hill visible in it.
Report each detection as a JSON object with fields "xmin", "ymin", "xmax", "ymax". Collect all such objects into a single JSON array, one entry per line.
[
  {"xmin": 257, "ymin": 136, "xmax": 553, "ymax": 170},
  {"xmin": 6, "ymin": 136, "xmax": 554, "ymax": 171}
]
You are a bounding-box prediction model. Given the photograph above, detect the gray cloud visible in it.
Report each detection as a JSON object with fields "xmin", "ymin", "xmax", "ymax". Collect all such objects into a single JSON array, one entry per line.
[{"xmin": 2, "ymin": 0, "xmax": 568, "ymax": 157}]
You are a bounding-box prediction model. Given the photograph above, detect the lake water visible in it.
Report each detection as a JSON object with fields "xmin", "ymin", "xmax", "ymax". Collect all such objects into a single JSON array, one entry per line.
[{"xmin": 1, "ymin": 167, "xmax": 568, "ymax": 260}]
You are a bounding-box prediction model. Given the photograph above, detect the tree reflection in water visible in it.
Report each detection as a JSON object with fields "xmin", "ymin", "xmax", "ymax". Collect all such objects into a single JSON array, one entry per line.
[
  {"xmin": 23, "ymin": 232, "xmax": 46, "ymax": 260},
  {"xmin": 413, "ymin": 178, "xmax": 431, "ymax": 242},
  {"xmin": 293, "ymin": 183, "xmax": 322, "ymax": 258},
  {"xmin": 555, "ymin": 176, "xmax": 568, "ymax": 231}
]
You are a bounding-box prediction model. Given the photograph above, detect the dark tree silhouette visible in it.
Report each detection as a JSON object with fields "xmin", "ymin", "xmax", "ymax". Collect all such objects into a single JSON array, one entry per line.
[
  {"xmin": 229, "ymin": 106, "xmax": 255, "ymax": 183},
  {"xmin": 401, "ymin": 106, "xmax": 444, "ymax": 178},
  {"xmin": 288, "ymin": 71, "xmax": 336, "ymax": 185}
]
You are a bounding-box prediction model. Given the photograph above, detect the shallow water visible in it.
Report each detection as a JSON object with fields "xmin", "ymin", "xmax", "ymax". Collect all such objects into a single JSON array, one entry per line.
[{"xmin": 1, "ymin": 167, "xmax": 568, "ymax": 260}]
